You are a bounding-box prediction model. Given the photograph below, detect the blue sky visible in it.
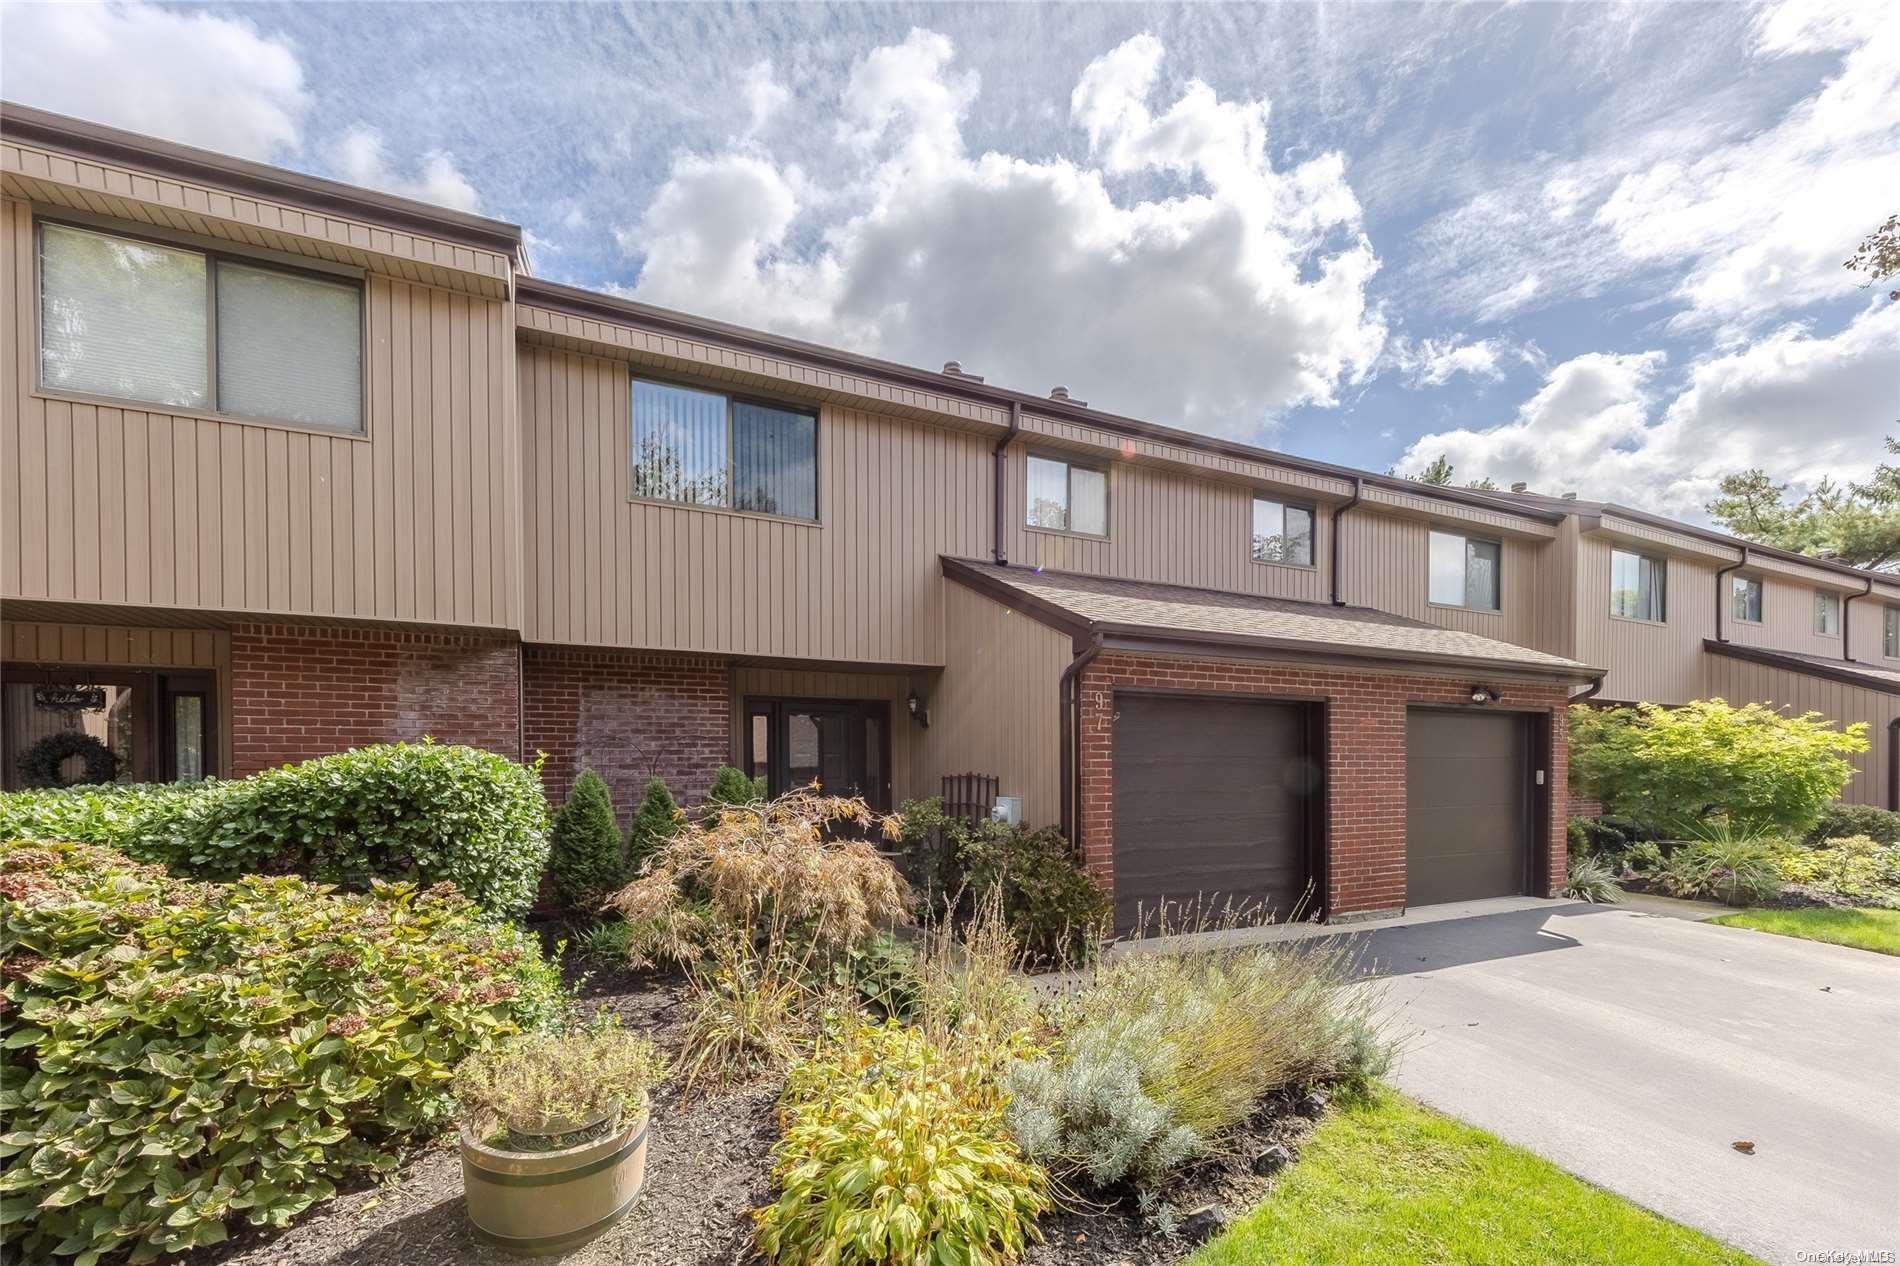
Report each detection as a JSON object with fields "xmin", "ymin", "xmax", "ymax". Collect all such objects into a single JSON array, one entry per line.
[{"xmin": 5, "ymin": 0, "xmax": 1896, "ymax": 520}]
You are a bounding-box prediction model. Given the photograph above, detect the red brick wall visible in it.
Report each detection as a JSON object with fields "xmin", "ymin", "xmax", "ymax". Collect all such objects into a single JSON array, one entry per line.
[
  {"xmin": 522, "ymin": 647, "xmax": 730, "ymax": 816},
  {"xmin": 1077, "ymin": 652, "xmax": 1571, "ymax": 920},
  {"xmin": 229, "ymin": 624, "xmax": 521, "ymax": 775}
]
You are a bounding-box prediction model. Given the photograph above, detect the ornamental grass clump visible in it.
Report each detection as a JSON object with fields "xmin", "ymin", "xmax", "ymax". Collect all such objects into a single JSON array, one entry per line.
[
  {"xmin": 454, "ymin": 1016, "xmax": 667, "ymax": 1150},
  {"xmin": 0, "ymin": 839, "xmax": 564, "ymax": 1264},
  {"xmin": 1004, "ymin": 933, "xmax": 1385, "ymax": 1196}
]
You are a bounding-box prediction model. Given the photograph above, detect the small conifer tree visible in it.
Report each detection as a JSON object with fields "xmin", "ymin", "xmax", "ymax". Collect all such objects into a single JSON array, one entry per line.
[
  {"xmin": 704, "ymin": 765, "xmax": 763, "ymax": 824},
  {"xmin": 549, "ymin": 770, "xmax": 625, "ymax": 910},
  {"xmin": 626, "ymin": 776, "xmax": 682, "ymax": 875}
]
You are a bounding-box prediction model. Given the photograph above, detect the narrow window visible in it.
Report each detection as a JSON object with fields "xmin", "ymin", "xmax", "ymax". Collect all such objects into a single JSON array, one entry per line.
[
  {"xmin": 631, "ymin": 379, "xmax": 818, "ymax": 521},
  {"xmin": 1252, "ymin": 496, "xmax": 1315, "ymax": 565},
  {"xmin": 1815, "ymin": 590, "xmax": 1841, "ymax": 636},
  {"xmin": 1730, "ymin": 574, "xmax": 1763, "ymax": 623},
  {"xmin": 1429, "ymin": 529, "xmax": 1501, "ymax": 610},
  {"xmin": 1609, "ymin": 548, "xmax": 1667, "ymax": 622},
  {"xmin": 1885, "ymin": 607, "xmax": 1899, "ymax": 658},
  {"xmin": 1025, "ymin": 454, "xmax": 1108, "ymax": 535},
  {"xmin": 38, "ymin": 221, "xmax": 364, "ymax": 431}
]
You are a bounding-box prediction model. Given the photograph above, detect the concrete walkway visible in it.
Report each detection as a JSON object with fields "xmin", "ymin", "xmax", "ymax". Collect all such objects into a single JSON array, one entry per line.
[{"xmin": 1356, "ymin": 902, "xmax": 1900, "ymax": 1264}]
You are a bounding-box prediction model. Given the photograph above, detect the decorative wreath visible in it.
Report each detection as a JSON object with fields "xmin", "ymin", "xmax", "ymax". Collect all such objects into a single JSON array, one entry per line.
[{"xmin": 17, "ymin": 731, "xmax": 122, "ymax": 788}]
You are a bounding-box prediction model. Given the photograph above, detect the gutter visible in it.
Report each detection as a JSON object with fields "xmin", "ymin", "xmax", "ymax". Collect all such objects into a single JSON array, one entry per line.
[
  {"xmin": 1057, "ymin": 635, "xmax": 1105, "ymax": 845},
  {"xmin": 992, "ymin": 402, "xmax": 1022, "ymax": 565},
  {"xmin": 1330, "ymin": 476, "xmax": 1364, "ymax": 607},
  {"xmin": 1844, "ymin": 576, "xmax": 1875, "ymax": 661},
  {"xmin": 1568, "ymin": 678, "xmax": 1604, "ymax": 704},
  {"xmin": 1713, "ymin": 547, "xmax": 1747, "ymax": 643}
]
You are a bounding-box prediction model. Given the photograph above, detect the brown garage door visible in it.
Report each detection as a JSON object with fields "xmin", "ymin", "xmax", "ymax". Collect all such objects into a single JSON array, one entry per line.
[
  {"xmin": 1405, "ymin": 709, "xmax": 1530, "ymax": 906},
  {"xmin": 1112, "ymin": 694, "xmax": 1314, "ymax": 935}
]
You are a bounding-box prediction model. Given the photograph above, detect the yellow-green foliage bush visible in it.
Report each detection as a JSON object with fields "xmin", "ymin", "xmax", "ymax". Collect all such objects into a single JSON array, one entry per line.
[
  {"xmin": 1778, "ymin": 834, "xmax": 1900, "ymax": 906},
  {"xmin": 0, "ymin": 840, "xmax": 564, "ymax": 1264},
  {"xmin": 756, "ymin": 1023, "xmax": 1049, "ymax": 1266}
]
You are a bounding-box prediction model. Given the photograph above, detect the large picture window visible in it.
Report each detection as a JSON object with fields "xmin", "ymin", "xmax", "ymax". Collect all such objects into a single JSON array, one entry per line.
[
  {"xmin": 1428, "ymin": 529, "xmax": 1501, "ymax": 610},
  {"xmin": 631, "ymin": 378, "xmax": 817, "ymax": 520},
  {"xmin": 1252, "ymin": 496, "xmax": 1315, "ymax": 565},
  {"xmin": 37, "ymin": 221, "xmax": 363, "ymax": 433},
  {"xmin": 1609, "ymin": 548, "xmax": 1667, "ymax": 622},
  {"xmin": 1026, "ymin": 454, "xmax": 1108, "ymax": 535}
]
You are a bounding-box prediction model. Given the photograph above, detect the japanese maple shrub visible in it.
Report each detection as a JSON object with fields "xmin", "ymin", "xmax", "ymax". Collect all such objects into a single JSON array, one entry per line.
[{"xmin": 0, "ymin": 840, "xmax": 564, "ymax": 1264}]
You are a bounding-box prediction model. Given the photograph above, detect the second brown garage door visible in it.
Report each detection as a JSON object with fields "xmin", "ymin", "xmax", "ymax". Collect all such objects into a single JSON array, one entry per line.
[
  {"xmin": 1405, "ymin": 709, "xmax": 1531, "ymax": 907},
  {"xmin": 1111, "ymin": 694, "xmax": 1315, "ymax": 935}
]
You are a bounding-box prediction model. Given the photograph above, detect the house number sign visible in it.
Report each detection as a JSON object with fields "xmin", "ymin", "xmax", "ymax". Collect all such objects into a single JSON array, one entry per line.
[{"xmin": 34, "ymin": 686, "xmax": 108, "ymax": 712}]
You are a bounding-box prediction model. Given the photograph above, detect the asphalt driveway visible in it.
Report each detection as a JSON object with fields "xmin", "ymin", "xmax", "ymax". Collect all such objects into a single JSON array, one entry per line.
[{"xmin": 1355, "ymin": 902, "xmax": 1900, "ymax": 1265}]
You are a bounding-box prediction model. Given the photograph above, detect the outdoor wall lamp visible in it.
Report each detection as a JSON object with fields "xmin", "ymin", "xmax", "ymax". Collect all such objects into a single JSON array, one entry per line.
[
  {"xmin": 907, "ymin": 690, "xmax": 931, "ymax": 727},
  {"xmin": 1469, "ymin": 685, "xmax": 1503, "ymax": 705}
]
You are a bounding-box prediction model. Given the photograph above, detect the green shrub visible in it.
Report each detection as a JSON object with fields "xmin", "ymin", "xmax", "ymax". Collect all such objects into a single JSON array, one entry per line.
[
  {"xmin": 626, "ymin": 776, "xmax": 683, "ymax": 875},
  {"xmin": 1777, "ymin": 835, "xmax": 1900, "ymax": 906},
  {"xmin": 0, "ymin": 741, "xmax": 551, "ymax": 918},
  {"xmin": 1004, "ymin": 939, "xmax": 1383, "ymax": 1195},
  {"xmin": 1569, "ymin": 700, "xmax": 1866, "ymax": 836},
  {"xmin": 1807, "ymin": 802, "xmax": 1900, "ymax": 847},
  {"xmin": 1639, "ymin": 823, "xmax": 1787, "ymax": 906},
  {"xmin": 756, "ymin": 1022, "xmax": 1048, "ymax": 1266},
  {"xmin": 573, "ymin": 917, "xmax": 638, "ymax": 963},
  {"xmin": 0, "ymin": 840, "xmax": 564, "ymax": 1263},
  {"xmin": 549, "ymin": 770, "xmax": 625, "ymax": 911},
  {"xmin": 705, "ymin": 765, "xmax": 764, "ymax": 820},
  {"xmin": 826, "ymin": 929, "xmax": 923, "ymax": 1022},
  {"xmin": 957, "ymin": 820, "xmax": 1110, "ymax": 972},
  {"xmin": 454, "ymin": 1015, "xmax": 666, "ymax": 1150},
  {"xmin": 1562, "ymin": 852, "xmax": 1623, "ymax": 903}
]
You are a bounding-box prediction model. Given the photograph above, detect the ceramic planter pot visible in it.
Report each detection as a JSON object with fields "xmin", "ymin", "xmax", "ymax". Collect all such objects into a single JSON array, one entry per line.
[{"xmin": 460, "ymin": 1097, "xmax": 649, "ymax": 1256}]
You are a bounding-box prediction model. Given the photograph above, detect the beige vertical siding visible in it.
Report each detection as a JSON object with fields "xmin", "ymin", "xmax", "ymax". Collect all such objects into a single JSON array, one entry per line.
[
  {"xmin": 1725, "ymin": 572, "xmax": 1856, "ymax": 657},
  {"xmin": 517, "ymin": 345, "xmax": 992, "ymax": 663},
  {"xmin": 728, "ymin": 665, "xmax": 917, "ymax": 805},
  {"xmin": 1700, "ymin": 652, "xmax": 1900, "ymax": 808},
  {"xmin": 910, "ymin": 581, "xmax": 1069, "ymax": 827},
  {"xmin": 1573, "ymin": 534, "xmax": 1719, "ymax": 703},
  {"xmin": 1338, "ymin": 508, "xmax": 1563, "ymax": 650},
  {"xmin": 2, "ymin": 198, "xmax": 518, "ymax": 628}
]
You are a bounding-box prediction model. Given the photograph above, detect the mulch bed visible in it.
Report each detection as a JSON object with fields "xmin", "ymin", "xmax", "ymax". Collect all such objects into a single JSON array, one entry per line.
[{"xmin": 202, "ymin": 957, "xmax": 1324, "ymax": 1266}]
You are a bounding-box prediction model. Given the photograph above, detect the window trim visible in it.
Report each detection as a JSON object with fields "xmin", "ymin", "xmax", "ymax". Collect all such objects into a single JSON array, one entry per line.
[
  {"xmin": 1607, "ymin": 546, "xmax": 1669, "ymax": 625},
  {"xmin": 1426, "ymin": 528, "xmax": 1503, "ymax": 613},
  {"xmin": 1728, "ymin": 572, "xmax": 1764, "ymax": 625},
  {"xmin": 1249, "ymin": 493, "xmax": 1318, "ymax": 569},
  {"xmin": 627, "ymin": 373, "xmax": 822, "ymax": 524},
  {"xmin": 1024, "ymin": 450, "xmax": 1111, "ymax": 539},
  {"xmin": 33, "ymin": 215, "xmax": 371, "ymax": 439},
  {"xmin": 1814, "ymin": 588, "xmax": 1843, "ymax": 638}
]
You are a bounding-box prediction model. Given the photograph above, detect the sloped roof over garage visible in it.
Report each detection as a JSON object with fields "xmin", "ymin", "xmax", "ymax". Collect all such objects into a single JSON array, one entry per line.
[
  {"xmin": 941, "ymin": 557, "xmax": 1601, "ymax": 683},
  {"xmin": 1703, "ymin": 640, "xmax": 1900, "ymax": 695}
]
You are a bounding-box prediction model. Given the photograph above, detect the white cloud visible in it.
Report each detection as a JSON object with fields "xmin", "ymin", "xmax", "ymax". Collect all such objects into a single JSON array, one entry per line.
[
  {"xmin": 623, "ymin": 31, "xmax": 1386, "ymax": 436},
  {"xmin": 741, "ymin": 60, "xmax": 790, "ymax": 138},
  {"xmin": 1387, "ymin": 336, "xmax": 1542, "ymax": 388},
  {"xmin": 1410, "ymin": 0, "xmax": 1900, "ymax": 330},
  {"xmin": 1398, "ymin": 301, "xmax": 1900, "ymax": 517},
  {"xmin": 331, "ymin": 127, "xmax": 481, "ymax": 213},
  {"xmin": 0, "ymin": 0, "xmax": 308, "ymax": 160}
]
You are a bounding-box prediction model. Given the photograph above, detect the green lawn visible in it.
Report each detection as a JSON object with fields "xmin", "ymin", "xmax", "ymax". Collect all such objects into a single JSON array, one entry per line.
[
  {"xmin": 1710, "ymin": 906, "xmax": 1900, "ymax": 955},
  {"xmin": 1188, "ymin": 1089, "xmax": 1758, "ymax": 1266}
]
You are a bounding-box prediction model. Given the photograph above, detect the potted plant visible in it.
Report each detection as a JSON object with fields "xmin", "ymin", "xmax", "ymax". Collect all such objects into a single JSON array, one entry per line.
[{"xmin": 453, "ymin": 1017, "xmax": 667, "ymax": 1255}]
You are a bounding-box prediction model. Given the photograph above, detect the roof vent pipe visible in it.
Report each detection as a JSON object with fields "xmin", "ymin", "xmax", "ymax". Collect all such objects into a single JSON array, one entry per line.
[
  {"xmin": 1714, "ymin": 547, "xmax": 1747, "ymax": 644},
  {"xmin": 1049, "ymin": 386, "xmax": 1087, "ymax": 407},
  {"xmin": 1510, "ymin": 481, "xmax": 1529, "ymax": 493},
  {"xmin": 992, "ymin": 401, "xmax": 1023, "ymax": 565},
  {"xmin": 943, "ymin": 360, "xmax": 985, "ymax": 382},
  {"xmin": 1330, "ymin": 476, "xmax": 1365, "ymax": 607},
  {"xmin": 1561, "ymin": 491, "xmax": 1578, "ymax": 500}
]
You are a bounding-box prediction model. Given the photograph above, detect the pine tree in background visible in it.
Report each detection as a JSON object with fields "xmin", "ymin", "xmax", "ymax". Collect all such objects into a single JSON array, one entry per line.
[
  {"xmin": 626, "ymin": 776, "xmax": 682, "ymax": 876},
  {"xmin": 549, "ymin": 770, "xmax": 626, "ymax": 910}
]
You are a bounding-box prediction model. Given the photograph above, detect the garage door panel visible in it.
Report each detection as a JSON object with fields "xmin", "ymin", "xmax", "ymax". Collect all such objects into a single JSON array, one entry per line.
[
  {"xmin": 1112, "ymin": 695, "xmax": 1311, "ymax": 935},
  {"xmin": 1406, "ymin": 709, "xmax": 1529, "ymax": 908}
]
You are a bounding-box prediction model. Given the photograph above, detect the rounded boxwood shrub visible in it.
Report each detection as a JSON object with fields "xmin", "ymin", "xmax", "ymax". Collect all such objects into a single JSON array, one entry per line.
[
  {"xmin": 0, "ymin": 839, "xmax": 565, "ymax": 1264},
  {"xmin": 0, "ymin": 741, "xmax": 552, "ymax": 918},
  {"xmin": 1806, "ymin": 801, "xmax": 1900, "ymax": 847}
]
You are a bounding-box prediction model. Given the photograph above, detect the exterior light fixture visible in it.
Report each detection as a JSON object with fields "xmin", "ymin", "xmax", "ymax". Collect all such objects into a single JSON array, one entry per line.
[
  {"xmin": 907, "ymin": 690, "xmax": 931, "ymax": 727},
  {"xmin": 1469, "ymin": 685, "xmax": 1502, "ymax": 705}
]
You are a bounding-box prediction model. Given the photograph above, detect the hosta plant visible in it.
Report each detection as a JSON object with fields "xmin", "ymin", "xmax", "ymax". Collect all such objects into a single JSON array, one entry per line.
[{"xmin": 0, "ymin": 840, "xmax": 564, "ymax": 1265}]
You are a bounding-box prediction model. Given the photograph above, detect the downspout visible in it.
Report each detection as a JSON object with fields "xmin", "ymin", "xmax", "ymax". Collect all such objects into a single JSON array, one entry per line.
[
  {"xmin": 1843, "ymin": 575, "xmax": 1874, "ymax": 661},
  {"xmin": 1889, "ymin": 718, "xmax": 1900, "ymax": 812},
  {"xmin": 992, "ymin": 402, "xmax": 1023, "ymax": 565},
  {"xmin": 516, "ymin": 644, "xmax": 527, "ymax": 761},
  {"xmin": 1058, "ymin": 634, "xmax": 1105, "ymax": 845},
  {"xmin": 1713, "ymin": 547, "xmax": 1747, "ymax": 644},
  {"xmin": 1330, "ymin": 476, "xmax": 1365, "ymax": 607},
  {"xmin": 1568, "ymin": 677, "xmax": 1604, "ymax": 704}
]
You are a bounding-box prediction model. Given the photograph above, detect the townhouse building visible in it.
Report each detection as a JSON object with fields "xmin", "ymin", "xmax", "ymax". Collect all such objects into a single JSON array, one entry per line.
[{"xmin": 3, "ymin": 104, "xmax": 1893, "ymax": 932}]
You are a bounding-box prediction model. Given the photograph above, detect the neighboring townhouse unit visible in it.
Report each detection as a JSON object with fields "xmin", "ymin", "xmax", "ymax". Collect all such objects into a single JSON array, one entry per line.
[{"xmin": 2, "ymin": 105, "xmax": 1890, "ymax": 931}]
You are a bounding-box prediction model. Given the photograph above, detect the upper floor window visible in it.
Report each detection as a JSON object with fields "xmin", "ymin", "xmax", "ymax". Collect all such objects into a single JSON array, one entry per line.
[
  {"xmin": 631, "ymin": 379, "xmax": 817, "ymax": 521},
  {"xmin": 1428, "ymin": 530, "xmax": 1501, "ymax": 610},
  {"xmin": 1885, "ymin": 607, "xmax": 1900, "ymax": 658},
  {"xmin": 1815, "ymin": 590, "xmax": 1841, "ymax": 636},
  {"xmin": 1730, "ymin": 573, "xmax": 1763, "ymax": 623},
  {"xmin": 1609, "ymin": 548, "xmax": 1667, "ymax": 622},
  {"xmin": 1026, "ymin": 454, "xmax": 1107, "ymax": 536},
  {"xmin": 37, "ymin": 221, "xmax": 363, "ymax": 434},
  {"xmin": 1251, "ymin": 496, "xmax": 1315, "ymax": 566}
]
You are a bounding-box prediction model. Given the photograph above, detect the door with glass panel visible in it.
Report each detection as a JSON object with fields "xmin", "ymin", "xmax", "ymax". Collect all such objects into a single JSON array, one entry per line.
[
  {"xmin": 743, "ymin": 699, "xmax": 890, "ymax": 809},
  {"xmin": 1, "ymin": 667, "xmax": 215, "ymax": 790}
]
